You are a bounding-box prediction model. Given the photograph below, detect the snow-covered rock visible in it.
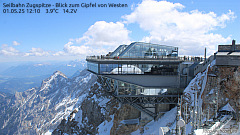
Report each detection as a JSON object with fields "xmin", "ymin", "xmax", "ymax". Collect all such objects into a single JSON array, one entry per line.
[{"xmin": 0, "ymin": 69, "xmax": 96, "ymax": 135}]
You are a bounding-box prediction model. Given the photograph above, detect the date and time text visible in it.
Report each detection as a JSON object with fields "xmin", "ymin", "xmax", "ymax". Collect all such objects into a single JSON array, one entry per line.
[{"xmin": 2, "ymin": 2, "xmax": 128, "ymax": 14}]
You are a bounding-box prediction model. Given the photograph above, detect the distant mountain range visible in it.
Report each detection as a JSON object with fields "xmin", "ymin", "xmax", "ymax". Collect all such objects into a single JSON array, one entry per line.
[
  {"xmin": 0, "ymin": 60, "xmax": 86, "ymax": 78},
  {"xmin": 0, "ymin": 60, "xmax": 86, "ymax": 94}
]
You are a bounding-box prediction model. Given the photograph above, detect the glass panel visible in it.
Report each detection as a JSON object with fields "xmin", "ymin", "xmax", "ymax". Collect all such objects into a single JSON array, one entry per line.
[
  {"xmin": 87, "ymin": 62, "xmax": 98, "ymax": 73},
  {"xmin": 115, "ymin": 80, "xmax": 179, "ymax": 96},
  {"xmin": 98, "ymin": 63, "xmax": 178, "ymax": 75},
  {"xmin": 120, "ymin": 42, "xmax": 178, "ymax": 58}
]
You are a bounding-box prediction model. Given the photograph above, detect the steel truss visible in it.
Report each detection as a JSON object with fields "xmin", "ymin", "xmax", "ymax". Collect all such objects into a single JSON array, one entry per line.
[
  {"xmin": 115, "ymin": 95, "xmax": 178, "ymax": 105},
  {"xmin": 98, "ymin": 76, "xmax": 179, "ymax": 119}
]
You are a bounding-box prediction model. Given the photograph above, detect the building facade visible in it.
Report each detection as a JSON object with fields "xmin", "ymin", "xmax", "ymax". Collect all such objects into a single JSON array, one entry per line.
[
  {"xmin": 86, "ymin": 42, "xmax": 206, "ymax": 120},
  {"xmin": 215, "ymin": 40, "xmax": 240, "ymax": 66}
]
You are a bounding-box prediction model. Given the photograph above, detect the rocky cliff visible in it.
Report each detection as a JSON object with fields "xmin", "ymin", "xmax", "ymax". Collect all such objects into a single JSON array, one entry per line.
[
  {"xmin": 183, "ymin": 61, "xmax": 240, "ymax": 134},
  {"xmin": 53, "ymin": 79, "xmax": 141, "ymax": 135},
  {"xmin": 0, "ymin": 69, "xmax": 96, "ymax": 135},
  {"xmin": 202, "ymin": 65, "xmax": 240, "ymax": 121}
]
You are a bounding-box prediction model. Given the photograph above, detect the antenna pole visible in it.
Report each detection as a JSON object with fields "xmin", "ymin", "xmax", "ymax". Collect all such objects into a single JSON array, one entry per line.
[{"xmin": 204, "ymin": 47, "xmax": 206, "ymax": 61}]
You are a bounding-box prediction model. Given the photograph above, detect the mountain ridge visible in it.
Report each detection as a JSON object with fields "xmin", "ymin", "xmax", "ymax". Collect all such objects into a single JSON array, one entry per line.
[
  {"xmin": 0, "ymin": 60, "xmax": 86, "ymax": 94},
  {"xmin": 0, "ymin": 69, "xmax": 96, "ymax": 135}
]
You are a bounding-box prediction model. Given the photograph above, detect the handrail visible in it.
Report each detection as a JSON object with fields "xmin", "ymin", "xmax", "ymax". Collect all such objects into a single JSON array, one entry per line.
[{"xmin": 86, "ymin": 55, "xmax": 205, "ymax": 62}]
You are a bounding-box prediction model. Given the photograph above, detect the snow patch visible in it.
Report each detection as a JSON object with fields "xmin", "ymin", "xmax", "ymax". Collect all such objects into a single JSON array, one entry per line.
[
  {"xmin": 98, "ymin": 115, "xmax": 114, "ymax": 134},
  {"xmin": 209, "ymin": 89, "xmax": 215, "ymax": 94},
  {"xmin": 132, "ymin": 107, "xmax": 177, "ymax": 135},
  {"xmin": 40, "ymin": 72, "xmax": 61, "ymax": 92},
  {"xmin": 44, "ymin": 130, "xmax": 53, "ymax": 135},
  {"xmin": 219, "ymin": 103, "xmax": 235, "ymax": 112}
]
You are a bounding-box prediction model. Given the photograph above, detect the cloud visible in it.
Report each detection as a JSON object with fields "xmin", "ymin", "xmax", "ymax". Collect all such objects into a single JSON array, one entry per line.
[
  {"xmin": 63, "ymin": 42, "xmax": 91, "ymax": 55},
  {"xmin": 79, "ymin": 21, "xmax": 131, "ymax": 47},
  {"xmin": 0, "ymin": 44, "xmax": 53, "ymax": 58},
  {"xmin": 1, "ymin": 21, "xmax": 131, "ymax": 59},
  {"xmin": 123, "ymin": 0, "xmax": 235, "ymax": 56},
  {"xmin": 24, "ymin": 48, "xmax": 50, "ymax": 56},
  {"xmin": 53, "ymin": 51, "xmax": 66, "ymax": 56},
  {"xmin": 0, "ymin": 44, "xmax": 20, "ymax": 56},
  {"xmin": 64, "ymin": 21, "xmax": 131, "ymax": 56},
  {"xmin": 1, "ymin": 0, "xmax": 236, "ymax": 61},
  {"xmin": 12, "ymin": 41, "xmax": 20, "ymax": 46}
]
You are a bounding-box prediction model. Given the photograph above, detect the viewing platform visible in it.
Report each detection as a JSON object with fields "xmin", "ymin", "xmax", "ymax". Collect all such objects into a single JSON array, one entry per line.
[
  {"xmin": 86, "ymin": 40, "xmax": 238, "ymax": 121},
  {"xmin": 86, "ymin": 55, "xmax": 204, "ymax": 63},
  {"xmin": 86, "ymin": 42, "xmax": 207, "ymax": 120},
  {"xmin": 87, "ymin": 55, "xmax": 204, "ymax": 75}
]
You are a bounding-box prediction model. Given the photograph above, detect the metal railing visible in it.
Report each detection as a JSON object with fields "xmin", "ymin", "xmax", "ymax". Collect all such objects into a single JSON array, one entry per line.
[{"xmin": 86, "ymin": 55, "xmax": 205, "ymax": 62}]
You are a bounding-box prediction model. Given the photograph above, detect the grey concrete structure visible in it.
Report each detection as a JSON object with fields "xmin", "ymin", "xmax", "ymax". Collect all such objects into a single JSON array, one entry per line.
[
  {"xmin": 103, "ymin": 75, "xmax": 179, "ymax": 88},
  {"xmin": 86, "ymin": 42, "xmax": 214, "ymax": 120},
  {"xmin": 216, "ymin": 40, "xmax": 240, "ymax": 66}
]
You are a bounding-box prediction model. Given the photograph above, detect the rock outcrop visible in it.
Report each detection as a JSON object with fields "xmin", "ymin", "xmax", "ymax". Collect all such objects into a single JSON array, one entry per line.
[
  {"xmin": 202, "ymin": 66, "xmax": 240, "ymax": 121},
  {"xmin": 53, "ymin": 79, "xmax": 140, "ymax": 135},
  {"xmin": 183, "ymin": 62, "xmax": 240, "ymax": 134},
  {"xmin": 0, "ymin": 69, "xmax": 96, "ymax": 135}
]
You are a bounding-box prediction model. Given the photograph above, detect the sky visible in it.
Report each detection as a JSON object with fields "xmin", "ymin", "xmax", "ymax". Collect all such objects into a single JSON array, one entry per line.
[{"xmin": 0, "ymin": 0, "xmax": 239, "ymax": 62}]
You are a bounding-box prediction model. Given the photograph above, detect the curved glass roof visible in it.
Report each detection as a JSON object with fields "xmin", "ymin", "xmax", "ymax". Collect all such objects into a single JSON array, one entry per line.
[
  {"xmin": 110, "ymin": 45, "xmax": 128, "ymax": 57},
  {"xmin": 117, "ymin": 42, "xmax": 178, "ymax": 58}
]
